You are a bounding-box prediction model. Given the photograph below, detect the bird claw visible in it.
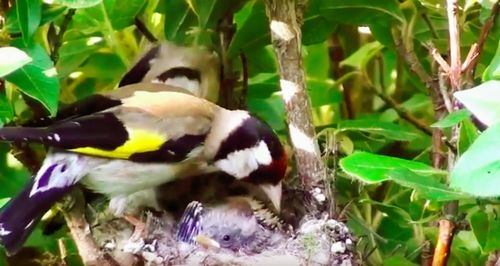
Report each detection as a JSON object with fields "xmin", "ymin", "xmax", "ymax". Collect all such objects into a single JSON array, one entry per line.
[{"xmin": 177, "ymin": 201, "xmax": 203, "ymax": 243}]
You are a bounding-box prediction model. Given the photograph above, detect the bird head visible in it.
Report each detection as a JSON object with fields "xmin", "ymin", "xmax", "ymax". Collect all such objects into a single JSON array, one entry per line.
[
  {"xmin": 119, "ymin": 42, "xmax": 220, "ymax": 102},
  {"xmin": 204, "ymin": 110, "xmax": 287, "ymax": 212}
]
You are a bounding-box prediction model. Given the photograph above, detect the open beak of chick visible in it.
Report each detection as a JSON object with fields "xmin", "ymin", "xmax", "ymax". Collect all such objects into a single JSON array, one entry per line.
[{"xmin": 194, "ymin": 234, "xmax": 220, "ymax": 249}]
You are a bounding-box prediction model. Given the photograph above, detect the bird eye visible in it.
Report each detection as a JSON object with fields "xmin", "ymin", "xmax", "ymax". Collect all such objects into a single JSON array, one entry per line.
[
  {"xmin": 222, "ymin": 234, "xmax": 231, "ymax": 242},
  {"xmin": 60, "ymin": 165, "xmax": 67, "ymax": 172}
]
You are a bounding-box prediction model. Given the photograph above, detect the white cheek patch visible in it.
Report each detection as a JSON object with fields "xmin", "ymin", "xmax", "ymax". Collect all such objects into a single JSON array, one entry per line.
[
  {"xmin": 214, "ymin": 140, "xmax": 272, "ymax": 179},
  {"xmin": 152, "ymin": 76, "xmax": 201, "ymax": 97}
]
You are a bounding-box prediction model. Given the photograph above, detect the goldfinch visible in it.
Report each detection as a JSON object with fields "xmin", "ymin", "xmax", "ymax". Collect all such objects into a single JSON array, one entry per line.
[
  {"xmin": 119, "ymin": 42, "xmax": 220, "ymax": 103},
  {"xmin": 0, "ymin": 83, "xmax": 286, "ymax": 255},
  {"xmin": 177, "ymin": 198, "xmax": 286, "ymax": 254},
  {"xmin": 26, "ymin": 42, "xmax": 220, "ymax": 127}
]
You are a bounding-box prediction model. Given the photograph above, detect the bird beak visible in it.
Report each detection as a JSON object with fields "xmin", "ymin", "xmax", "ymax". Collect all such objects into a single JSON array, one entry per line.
[
  {"xmin": 260, "ymin": 182, "xmax": 282, "ymax": 212},
  {"xmin": 194, "ymin": 234, "xmax": 220, "ymax": 249}
]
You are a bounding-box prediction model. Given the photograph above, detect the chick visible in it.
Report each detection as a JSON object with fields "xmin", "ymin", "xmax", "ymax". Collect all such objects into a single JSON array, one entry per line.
[{"xmin": 177, "ymin": 198, "xmax": 286, "ymax": 255}]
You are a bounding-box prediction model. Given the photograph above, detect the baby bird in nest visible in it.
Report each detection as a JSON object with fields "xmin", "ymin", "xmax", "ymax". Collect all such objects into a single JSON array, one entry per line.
[{"xmin": 177, "ymin": 198, "xmax": 288, "ymax": 255}]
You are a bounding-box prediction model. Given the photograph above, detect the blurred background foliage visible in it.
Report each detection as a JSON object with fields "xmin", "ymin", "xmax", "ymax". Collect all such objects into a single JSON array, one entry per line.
[{"xmin": 0, "ymin": 0, "xmax": 498, "ymax": 265}]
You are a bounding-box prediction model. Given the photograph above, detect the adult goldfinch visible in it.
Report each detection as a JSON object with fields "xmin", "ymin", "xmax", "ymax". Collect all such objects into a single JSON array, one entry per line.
[
  {"xmin": 0, "ymin": 83, "xmax": 286, "ymax": 255},
  {"xmin": 119, "ymin": 42, "xmax": 220, "ymax": 103},
  {"xmin": 26, "ymin": 42, "xmax": 220, "ymax": 127}
]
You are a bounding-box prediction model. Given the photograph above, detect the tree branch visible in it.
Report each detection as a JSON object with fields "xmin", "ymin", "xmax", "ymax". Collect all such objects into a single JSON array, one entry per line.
[
  {"xmin": 432, "ymin": 0, "xmax": 462, "ymax": 265},
  {"xmin": 264, "ymin": 0, "xmax": 333, "ymax": 217},
  {"xmin": 62, "ymin": 189, "xmax": 119, "ymax": 266},
  {"xmin": 50, "ymin": 8, "xmax": 76, "ymax": 63}
]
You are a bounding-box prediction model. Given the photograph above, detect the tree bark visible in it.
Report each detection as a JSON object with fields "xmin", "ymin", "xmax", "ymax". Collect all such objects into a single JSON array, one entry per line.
[{"xmin": 264, "ymin": 0, "xmax": 333, "ymax": 217}]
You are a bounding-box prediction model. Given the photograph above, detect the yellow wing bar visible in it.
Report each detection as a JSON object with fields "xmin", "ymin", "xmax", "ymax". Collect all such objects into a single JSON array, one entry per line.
[{"xmin": 71, "ymin": 129, "xmax": 166, "ymax": 159}]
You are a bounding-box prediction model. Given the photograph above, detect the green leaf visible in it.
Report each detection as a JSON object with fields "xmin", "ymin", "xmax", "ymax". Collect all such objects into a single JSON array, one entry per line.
[
  {"xmin": 244, "ymin": 46, "xmax": 277, "ymax": 75},
  {"xmin": 4, "ymin": 42, "xmax": 60, "ymax": 116},
  {"xmin": 56, "ymin": 37, "xmax": 105, "ymax": 77},
  {"xmin": 103, "ymin": 0, "xmax": 145, "ymax": 30},
  {"xmin": 0, "ymin": 93, "xmax": 14, "ymax": 125},
  {"xmin": 338, "ymin": 119, "xmax": 421, "ymax": 141},
  {"xmin": 340, "ymin": 41, "xmax": 384, "ymax": 70},
  {"xmin": 339, "ymin": 151, "xmax": 445, "ymax": 183},
  {"xmin": 454, "ymin": 81, "xmax": 500, "ymax": 126},
  {"xmin": 162, "ymin": 0, "xmax": 198, "ymax": 44},
  {"xmin": 316, "ymin": 0, "xmax": 405, "ymax": 25},
  {"xmin": 190, "ymin": 0, "xmax": 245, "ymax": 30},
  {"xmin": 388, "ymin": 168, "xmax": 470, "ymax": 201},
  {"xmin": 0, "ymin": 198, "xmax": 10, "ymax": 209},
  {"xmin": 248, "ymin": 94, "xmax": 286, "ymax": 131},
  {"xmin": 470, "ymin": 211, "xmax": 489, "ymax": 251},
  {"xmin": 53, "ymin": 0, "xmax": 102, "ymax": 8},
  {"xmin": 469, "ymin": 210, "xmax": 500, "ymax": 252},
  {"xmin": 366, "ymin": 200, "xmax": 413, "ymax": 223},
  {"xmin": 302, "ymin": 15, "xmax": 335, "ymax": 45},
  {"xmin": 383, "ymin": 255, "xmax": 419, "ymax": 266},
  {"xmin": 228, "ymin": 1, "xmax": 269, "ymax": 57},
  {"xmin": 79, "ymin": 52, "xmax": 126, "ymax": 79},
  {"xmin": 431, "ymin": 109, "xmax": 471, "ymax": 128},
  {"xmin": 451, "ymin": 123, "xmax": 500, "ymax": 197},
  {"xmin": 483, "ymin": 41, "xmax": 500, "ymax": 81},
  {"xmin": 0, "ymin": 47, "xmax": 32, "ymax": 77},
  {"xmin": 16, "ymin": 0, "xmax": 42, "ymax": 44},
  {"xmin": 5, "ymin": 4, "xmax": 67, "ymax": 32},
  {"xmin": 458, "ymin": 119, "xmax": 479, "ymax": 154}
]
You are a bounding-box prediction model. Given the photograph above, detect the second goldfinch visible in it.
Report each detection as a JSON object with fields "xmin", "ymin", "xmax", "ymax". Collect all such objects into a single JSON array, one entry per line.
[{"xmin": 0, "ymin": 83, "xmax": 286, "ymax": 255}]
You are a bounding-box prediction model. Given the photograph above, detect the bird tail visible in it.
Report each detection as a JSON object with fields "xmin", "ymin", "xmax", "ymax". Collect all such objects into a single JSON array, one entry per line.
[
  {"xmin": 0, "ymin": 127, "xmax": 47, "ymax": 144},
  {"xmin": 0, "ymin": 166, "xmax": 76, "ymax": 255}
]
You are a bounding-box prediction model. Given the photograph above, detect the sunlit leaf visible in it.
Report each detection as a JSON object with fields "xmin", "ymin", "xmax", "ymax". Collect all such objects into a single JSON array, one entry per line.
[
  {"xmin": 339, "ymin": 151, "xmax": 445, "ymax": 183},
  {"xmin": 315, "ymin": 0, "xmax": 406, "ymax": 24},
  {"xmin": 53, "ymin": 0, "xmax": 102, "ymax": 8},
  {"xmin": 451, "ymin": 123, "xmax": 500, "ymax": 197},
  {"xmin": 388, "ymin": 168, "xmax": 470, "ymax": 201},
  {"xmin": 4, "ymin": 42, "xmax": 60, "ymax": 115},
  {"xmin": 0, "ymin": 47, "xmax": 32, "ymax": 77},
  {"xmin": 340, "ymin": 41, "xmax": 384, "ymax": 70},
  {"xmin": 454, "ymin": 80, "xmax": 500, "ymax": 126},
  {"xmin": 0, "ymin": 198, "xmax": 9, "ymax": 208},
  {"xmin": 431, "ymin": 109, "xmax": 471, "ymax": 128},
  {"xmin": 338, "ymin": 119, "xmax": 421, "ymax": 141}
]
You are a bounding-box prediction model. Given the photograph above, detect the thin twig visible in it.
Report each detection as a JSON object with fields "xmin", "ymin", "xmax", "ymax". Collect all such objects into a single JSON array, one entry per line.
[
  {"xmin": 421, "ymin": 13, "xmax": 440, "ymax": 39},
  {"xmin": 58, "ymin": 239, "xmax": 69, "ymax": 265},
  {"xmin": 464, "ymin": 1, "xmax": 499, "ymax": 78},
  {"xmin": 446, "ymin": 0, "xmax": 461, "ymax": 92},
  {"xmin": 218, "ymin": 15, "xmax": 237, "ymax": 109},
  {"xmin": 427, "ymin": 44, "xmax": 450, "ymax": 73},
  {"xmin": 239, "ymin": 52, "xmax": 248, "ymax": 109},
  {"xmin": 134, "ymin": 17, "xmax": 158, "ymax": 43},
  {"xmin": 392, "ymin": 29, "xmax": 440, "ymax": 93},
  {"xmin": 51, "ymin": 8, "xmax": 76, "ymax": 63},
  {"xmin": 392, "ymin": 27, "xmax": 447, "ymax": 168}
]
